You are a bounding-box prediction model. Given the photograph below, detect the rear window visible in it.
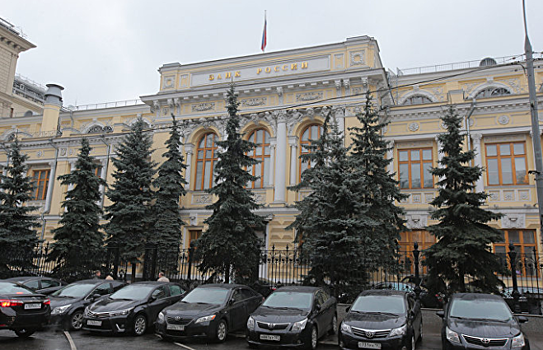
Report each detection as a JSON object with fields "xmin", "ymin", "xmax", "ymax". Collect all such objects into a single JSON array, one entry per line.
[
  {"xmin": 0, "ymin": 282, "xmax": 35, "ymax": 295},
  {"xmin": 170, "ymin": 285, "xmax": 184, "ymax": 296}
]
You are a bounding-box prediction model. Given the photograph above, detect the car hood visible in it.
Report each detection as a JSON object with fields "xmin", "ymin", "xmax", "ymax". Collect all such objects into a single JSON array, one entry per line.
[
  {"xmin": 447, "ymin": 318, "xmax": 521, "ymax": 337},
  {"xmin": 343, "ymin": 312, "xmax": 406, "ymax": 330},
  {"xmin": 90, "ymin": 298, "xmax": 141, "ymax": 312},
  {"xmin": 251, "ymin": 306, "xmax": 310, "ymax": 323},
  {"xmin": 50, "ymin": 296, "xmax": 80, "ymax": 307},
  {"xmin": 164, "ymin": 302, "xmax": 223, "ymax": 317}
]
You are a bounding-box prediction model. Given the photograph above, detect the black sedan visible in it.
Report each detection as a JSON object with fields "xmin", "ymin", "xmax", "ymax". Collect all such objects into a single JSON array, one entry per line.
[
  {"xmin": 83, "ymin": 281, "xmax": 185, "ymax": 335},
  {"xmin": 156, "ymin": 284, "xmax": 263, "ymax": 342},
  {"xmin": 437, "ymin": 293, "xmax": 530, "ymax": 350},
  {"xmin": 502, "ymin": 286, "xmax": 543, "ymax": 314},
  {"xmin": 0, "ymin": 281, "xmax": 51, "ymax": 337},
  {"xmin": 338, "ymin": 290, "xmax": 422, "ymax": 350},
  {"xmin": 49, "ymin": 279, "xmax": 126, "ymax": 330},
  {"xmin": 246, "ymin": 286, "xmax": 337, "ymax": 350},
  {"xmin": 3, "ymin": 276, "xmax": 67, "ymax": 295}
]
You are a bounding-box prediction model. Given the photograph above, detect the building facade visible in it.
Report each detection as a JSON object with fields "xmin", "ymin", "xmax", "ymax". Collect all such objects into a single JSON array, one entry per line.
[{"xmin": 1, "ymin": 22, "xmax": 543, "ymax": 271}]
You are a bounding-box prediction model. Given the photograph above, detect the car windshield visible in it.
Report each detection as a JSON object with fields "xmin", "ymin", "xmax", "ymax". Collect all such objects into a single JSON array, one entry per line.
[
  {"xmin": 0, "ymin": 282, "xmax": 34, "ymax": 295},
  {"xmin": 110, "ymin": 285, "xmax": 155, "ymax": 301},
  {"xmin": 352, "ymin": 295, "xmax": 406, "ymax": 314},
  {"xmin": 182, "ymin": 288, "xmax": 229, "ymax": 304},
  {"xmin": 262, "ymin": 291, "xmax": 313, "ymax": 309},
  {"xmin": 52, "ymin": 283, "xmax": 95, "ymax": 298},
  {"xmin": 450, "ymin": 298, "xmax": 512, "ymax": 322}
]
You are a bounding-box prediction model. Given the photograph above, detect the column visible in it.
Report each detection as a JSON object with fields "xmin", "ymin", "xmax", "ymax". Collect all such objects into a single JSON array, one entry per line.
[
  {"xmin": 44, "ymin": 160, "xmax": 57, "ymax": 213},
  {"xmin": 67, "ymin": 160, "xmax": 77, "ymax": 192},
  {"xmin": 387, "ymin": 140, "xmax": 395, "ymax": 174},
  {"xmin": 99, "ymin": 158, "xmax": 108, "ymax": 206},
  {"xmin": 471, "ymin": 133, "xmax": 484, "ymax": 192},
  {"xmin": 184, "ymin": 144, "xmax": 194, "ymax": 190},
  {"xmin": 289, "ymin": 137, "xmax": 298, "ymax": 185},
  {"xmin": 435, "ymin": 136, "xmax": 444, "ymax": 184},
  {"xmin": 268, "ymin": 141, "xmax": 275, "ymax": 186},
  {"xmin": 274, "ymin": 113, "xmax": 287, "ymax": 202}
]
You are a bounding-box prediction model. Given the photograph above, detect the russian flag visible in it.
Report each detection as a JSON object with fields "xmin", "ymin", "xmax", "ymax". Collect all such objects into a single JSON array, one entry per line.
[{"xmin": 261, "ymin": 13, "xmax": 267, "ymax": 52}]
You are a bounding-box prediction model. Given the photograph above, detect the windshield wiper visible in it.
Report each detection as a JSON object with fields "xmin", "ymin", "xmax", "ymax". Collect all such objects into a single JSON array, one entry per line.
[
  {"xmin": 111, "ymin": 297, "xmax": 134, "ymax": 301},
  {"xmin": 359, "ymin": 311, "xmax": 399, "ymax": 316},
  {"xmin": 475, "ymin": 318, "xmax": 509, "ymax": 323}
]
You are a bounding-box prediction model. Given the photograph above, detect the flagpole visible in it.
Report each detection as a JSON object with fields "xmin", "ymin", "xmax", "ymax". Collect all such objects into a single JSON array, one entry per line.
[{"xmin": 261, "ymin": 10, "xmax": 267, "ymax": 52}]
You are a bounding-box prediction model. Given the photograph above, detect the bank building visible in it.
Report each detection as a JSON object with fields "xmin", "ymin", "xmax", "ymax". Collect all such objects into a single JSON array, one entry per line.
[{"xmin": 1, "ymin": 17, "xmax": 543, "ymax": 278}]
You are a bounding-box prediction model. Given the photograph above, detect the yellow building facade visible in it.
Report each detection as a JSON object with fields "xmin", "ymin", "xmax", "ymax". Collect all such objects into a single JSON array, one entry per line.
[{"xmin": 1, "ymin": 22, "xmax": 543, "ymax": 273}]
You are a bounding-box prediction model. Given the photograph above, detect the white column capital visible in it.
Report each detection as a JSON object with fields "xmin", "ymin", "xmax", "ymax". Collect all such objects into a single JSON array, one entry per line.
[{"xmin": 471, "ymin": 133, "xmax": 483, "ymax": 142}]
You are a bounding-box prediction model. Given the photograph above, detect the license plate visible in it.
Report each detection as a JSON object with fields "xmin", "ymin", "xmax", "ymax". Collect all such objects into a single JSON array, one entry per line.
[
  {"xmin": 359, "ymin": 342, "xmax": 381, "ymax": 349},
  {"xmin": 167, "ymin": 324, "xmax": 185, "ymax": 331},
  {"xmin": 260, "ymin": 334, "xmax": 280, "ymax": 341},
  {"xmin": 24, "ymin": 303, "xmax": 41, "ymax": 310},
  {"xmin": 87, "ymin": 320, "xmax": 102, "ymax": 326}
]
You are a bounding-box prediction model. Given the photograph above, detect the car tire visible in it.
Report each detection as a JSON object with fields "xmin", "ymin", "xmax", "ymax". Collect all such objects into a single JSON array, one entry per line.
[
  {"xmin": 248, "ymin": 342, "xmax": 259, "ymax": 349},
  {"xmin": 328, "ymin": 314, "xmax": 337, "ymax": 335},
  {"xmin": 14, "ymin": 328, "xmax": 36, "ymax": 338},
  {"xmin": 133, "ymin": 314, "xmax": 147, "ymax": 336},
  {"xmin": 160, "ymin": 335, "xmax": 173, "ymax": 342},
  {"xmin": 304, "ymin": 325, "xmax": 318, "ymax": 350},
  {"xmin": 69, "ymin": 310, "xmax": 84, "ymax": 331},
  {"xmin": 211, "ymin": 319, "xmax": 227, "ymax": 343}
]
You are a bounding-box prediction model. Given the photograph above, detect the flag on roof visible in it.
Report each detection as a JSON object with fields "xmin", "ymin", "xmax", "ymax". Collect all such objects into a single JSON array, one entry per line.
[{"xmin": 261, "ymin": 12, "xmax": 267, "ymax": 52}]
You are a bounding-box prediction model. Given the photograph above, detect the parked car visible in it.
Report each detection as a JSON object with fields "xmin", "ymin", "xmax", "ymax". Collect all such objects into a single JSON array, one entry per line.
[
  {"xmin": 374, "ymin": 282, "xmax": 444, "ymax": 308},
  {"xmin": 4, "ymin": 276, "xmax": 67, "ymax": 295},
  {"xmin": 338, "ymin": 290, "xmax": 422, "ymax": 350},
  {"xmin": 437, "ymin": 293, "xmax": 530, "ymax": 350},
  {"xmin": 502, "ymin": 286, "xmax": 543, "ymax": 315},
  {"xmin": 246, "ymin": 286, "xmax": 337, "ymax": 350},
  {"xmin": 49, "ymin": 279, "xmax": 125, "ymax": 330},
  {"xmin": 156, "ymin": 283, "xmax": 262, "ymax": 342},
  {"xmin": 82, "ymin": 281, "xmax": 185, "ymax": 335},
  {"xmin": 0, "ymin": 281, "xmax": 51, "ymax": 337}
]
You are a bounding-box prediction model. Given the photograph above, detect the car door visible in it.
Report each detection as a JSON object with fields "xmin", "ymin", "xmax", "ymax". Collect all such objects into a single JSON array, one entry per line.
[
  {"xmin": 168, "ymin": 284, "xmax": 185, "ymax": 304},
  {"xmin": 147, "ymin": 285, "xmax": 170, "ymax": 322},
  {"xmin": 314, "ymin": 289, "xmax": 332, "ymax": 337},
  {"xmin": 241, "ymin": 287, "xmax": 262, "ymax": 314},
  {"xmin": 39, "ymin": 278, "xmax": 61, "ymax": 294},
  {"xmin": 408, "ymin": 295, "xmax": 422, "ymax": 339},
  {"xmin": 227, "ymin": 288, "xmax": 247, "ymax": 331},
  {"xmin": 23, "ymin": 279, "xmax": 41, "ymax": 292}
]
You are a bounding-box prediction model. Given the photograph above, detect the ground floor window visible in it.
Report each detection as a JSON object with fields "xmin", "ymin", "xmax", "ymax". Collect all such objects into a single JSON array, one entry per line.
[
  {"xmin": 493, "ymin": 229, "xmax": 538, "ymax": 276},
  {"xmin": 398, "ymin": 230, "xmax": 436, "ymax": 274}
]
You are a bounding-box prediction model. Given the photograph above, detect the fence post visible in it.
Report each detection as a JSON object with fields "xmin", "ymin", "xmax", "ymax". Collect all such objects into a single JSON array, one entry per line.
[
  {"xmin": 413, "ymin": 242, "xmax": 421, "ymax": 301},
  {"xmin": 187, "ymin": 243, "xmax": 194, "ymax": 281},
  {"xmin": 508, "ymin": 244, "xmax": 521, "ymax": 313}
]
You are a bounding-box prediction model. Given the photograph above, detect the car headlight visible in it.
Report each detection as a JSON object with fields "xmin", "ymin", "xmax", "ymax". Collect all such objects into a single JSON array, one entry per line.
[
  {"xmin": 195, "ymin": 315, "xmax": 216, "ymax": 323},
  {"xmin": 340, "ymin": 322, "xmax": 351, "ymax": 333},
  {"xmin": 109, "ymin": 308, "xmax": 133, "ymax": 317},
  {"xmin": 247, "ymin": 316, "xmax": 255, "ymax": 330},
  {"xmin": 389, "ymin": 324, "xmax": 407, "ymax": 337},
  {"xmin": 292, "ymin": 318, "xmax": 308, "ymax": 332},
  {"xmin": 446, "ymin": 327, "xmax": 461, "ymax": 344},
  {"xmin": 157, "ymin": 312, "xmax": 165, "ymax": 323},
  {"xmin": 512, "ymin": 333, "xmax": 525, "ymax": 348},
  {"xmin": 51, "ymin": 304, "xmax": 72, "ymax": 315}
]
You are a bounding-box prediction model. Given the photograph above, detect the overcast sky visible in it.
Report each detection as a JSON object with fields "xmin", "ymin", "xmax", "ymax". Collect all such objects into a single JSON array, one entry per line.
[{"xmin": 2, "ymin": 0, "xmax": 543, "ymax": 107}]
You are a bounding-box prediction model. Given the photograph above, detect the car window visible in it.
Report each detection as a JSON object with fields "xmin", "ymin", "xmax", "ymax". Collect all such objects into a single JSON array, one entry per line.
[
  {"xmin": 94, "ymin": 283, "xmax": 112, "ymax": 296},
  {"xmin": 0, "ymin": 282, "xmax": 35, "ymax": 295},
  {"xmin": 169, "ymin": 285, "xmax": 183, "ymax": 296},
  {"xmin": 112, "ymin": 282, "xmax": 125, "ymax": 292},
  {"xmin": 24, "ymin": 280, "xmax": 40, "ymax": 289},
  {"xmin": 182, "ymin": 287, "xmax": 229, "ymax": 305},
  {"xmin": 152, "ymin": 285, "xmax": 168, "ymax": 299},
  {"xmin": 41, "ymin": 279, "xmax": 59, "ymax": 288},
  {"xmin": 241, "ymin": 288, "xmax": 256, "ymax": 299},
  {"xmin": 315, "ymin": 290, "xmax": 327, "ymax": 306},
  {"xmin": 231, "ymin": 289, "xmax": 244, "ymax": 303}
]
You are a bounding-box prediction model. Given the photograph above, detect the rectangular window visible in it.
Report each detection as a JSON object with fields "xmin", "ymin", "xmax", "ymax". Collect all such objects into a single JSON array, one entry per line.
[
  {"xmin": 398, "ymin": 230, "xmax": 436, "ymax": 274},
  {"xmin": 31, "ymin": 169, "xmax": 50, "ymax": 200},
  {"xmin": 494, "ymin": 230, "xmax": 538, "ymax": 276},
  {"xmin": 398, "ymin": 148, "xmax": 434, "ymax": 189},
  {"xmin": 188, "ymin": 230, "xmax": 201, "ymax": 247},
  {"xmin": 485, "ymin": 142, "xmax": 528, "ymax": 186}
]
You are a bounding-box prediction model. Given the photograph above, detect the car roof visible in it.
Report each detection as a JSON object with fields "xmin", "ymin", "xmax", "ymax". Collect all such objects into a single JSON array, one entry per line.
[
  {"xmin": 4, "ymin": 276, "xmax": 40, "ymax": 281},
  {"xmin": 451, "ymin": 293, "xmax": 504, "ymax": 301},
  {"xmin": 196, "ymin": 283, "xmax": 245, "ymax": 290},
  {"xmin": 274, "ymin": 286, "xmax": 320, "ymax": 293},
  {"xmin": 129, "ymin": 281, "xmax": 178, "ymax": 286},
  {"xmin": 359, "ymin": 289, "xmax": 407, "ymax": 297},
  {"xmin": 72, "ymin": 279, "xmax": 112, "ymax": 285}
]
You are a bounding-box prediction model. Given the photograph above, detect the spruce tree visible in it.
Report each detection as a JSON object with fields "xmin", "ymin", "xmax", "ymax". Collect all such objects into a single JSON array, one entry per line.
[
  {"xmin": 424, "ymin": 105, "xmax": 505, "ymax": 294},
  {"xmin": 151, "ymin": 115, "xmax": 187, "ymax": 274},
  {"xmin": 194, "ymin": 85, "xmax": 264, "ymax": 283},
  {"xmin": 49, "ymin": 138, "xmax": 106, "ymax": 279},
  {"xmin": 0, "ymin": 139, "xmax": 40, "ymax": 275},
  {"xmin": 288, "ymin": 109, "xmax": 373, "ymax": 297},
  {"xmin": 349, "ymin": 91, "xmax": 406, "ymax": 275},
  {"xmin": 105, "ymin": 118, "xmax": 157, "ymax": 280}
]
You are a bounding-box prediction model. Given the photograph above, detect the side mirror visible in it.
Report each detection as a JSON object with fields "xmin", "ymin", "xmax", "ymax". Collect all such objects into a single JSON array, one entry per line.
[
  {"xmin": 345, "ymin": 306, "xmax": 351, "ymax": 312},
  {"xmin": 517, "ymin": 316, "xmax": 528, "ymax": 324},
  {"xmin": 228, "ymin": 298, "xmax": 235, "ymax": 305},
  {"xmin": 314, "ymin": 303, "xmax": 321, "ymax": 312},
  {"xmin": 436, "ymin": 310, "xmax": 445, "ymax": 318}
]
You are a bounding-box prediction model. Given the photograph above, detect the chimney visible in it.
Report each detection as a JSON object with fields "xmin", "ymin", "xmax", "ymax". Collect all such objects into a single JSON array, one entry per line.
[{"xmin": 41, "ymin": 83, "xmax": 64, "ymax": 133}]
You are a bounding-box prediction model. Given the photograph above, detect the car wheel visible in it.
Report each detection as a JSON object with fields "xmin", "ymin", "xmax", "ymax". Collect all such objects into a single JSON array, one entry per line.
[
  {"xmin": 69, "ymin": 310, "xmax": 84, "ymax": 330},
  {"xmin": 328, "ymin": 314, "xmax": 337, "ymax": 335},
  {"xmin": 14, "ymin": 328, "xmax": 36, "ymax": 338},
  {"xmin": 304, "ymin": 325, "xmax": 318, "ymax": 350},
  {"xmin": 212, "ymin": 319, "xmax": 227, "ymax": 342},
  {"xmin": 133, "ymin": 314, "xmax": 147, "ymax": 336}
]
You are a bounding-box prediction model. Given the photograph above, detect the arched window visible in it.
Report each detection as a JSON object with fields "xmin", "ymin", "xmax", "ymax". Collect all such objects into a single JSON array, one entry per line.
[
  {"xmin": 194, "ymin": 133, "xmax": 218, "ymax": 190},
  {"xmin": 475, "ymin": 87, "xmax": 511, "ymax": 99},
  {"xmin": 402, "ymin": 95, "xmax": 433, "ymax": 106},
  {"xmin": 299, "ymin": 124, "xmax": 323, "ymax": 181},
  {"xmin": 247, "ymin": 128, "xmax": 271, "ymax": 189}
]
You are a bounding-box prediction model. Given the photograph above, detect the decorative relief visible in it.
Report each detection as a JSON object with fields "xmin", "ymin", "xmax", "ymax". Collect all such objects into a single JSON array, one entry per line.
[
  {"xmin": 502, "ymin": 214, "xmax": 526, "ymax": 229},
  {"xmin": 412, "ymin": 194, "xmax": 421, "ymax": 203},
  {"xmin": 504, "ymin": 78, "xmax": 522, "ymax": 94},
  {"xmin": 430, "ymin": 87, "xmax": 445, "ymax": 101},
  {"xmin": 351, "ymin": 87, "xmax": 363, "ymax": 95},
  {"xmin": 497, "ymin": 115, "xmax": 510, "ymax": 125},
  {"xmin": 401, "ymin": 194, "xmax": 410, "ymax": 204},
  {"xmin": 503, "ymin": 191, "xmax": 515, "ymax": 201},
  {"xmin": 424, "ymin": 193, "xmax": 434, "ymax": 203},
  {"xmin": 253, "ymin": 193, "xmax": 266, "ymax": 204},
  {"xmin": 349, "ymin": 50, "xmax": 365, "ymax": 66},
  {"xmin": 488, "ymin": 191, "xmax": 500, "ymax": 201},
  {"xmin": 518, "ymin": 190, "xmax": 530, "ymax": 201},
  {"xmin": 241, "ymin": 97, "xmax": 267, "ymax": 107},
  {"xmin": 162, "ymin": 107, "xmax": 169, "ymax": 115},
  {"xmin": 36, "ymin": 150, "xmax": 43, "ymax": 158},
  {"xmin": 189, "ymin": 215, "xmax": 198, "ymax": 226},
  {"xmin": 397, "ymin": 140, "xmax": 434, "ymax": 149},
  {"xmin": 162, "ymin": 76, "xmax": 175, "ymax": 89},
  {"xmin": 334, "ymin": 54, "xmax": 344, "ymax": 69},
  {"xmin": 484, "ymin": 134, "xmax": 525, "ymax": 143},
  {"xmin": 192, "ymin": 103, "xmax": 215, "ymax": 112},
  {"xmin": 60, "ymin": 148, "xmax": 67, "ymax": 156},
  {"xmin": 296, "ymin": 92, "xmax": 323, "ymax": 102},
  {"xmin": 193, "ymin": 194, "xmax": 212, "ymax": 204},
  {"xmin": 408, "ymin": 122, "xmax": 419, "ymax": 132},
  {"xmin": 406, "ymin": 215, "xmax": 428, "ymax": 230}
]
